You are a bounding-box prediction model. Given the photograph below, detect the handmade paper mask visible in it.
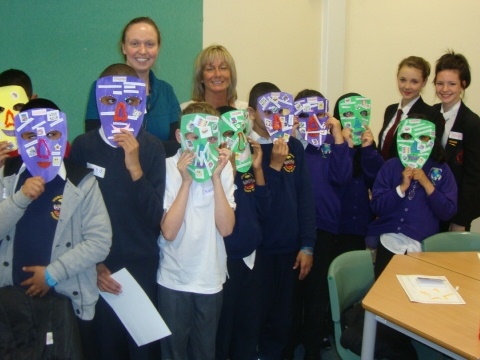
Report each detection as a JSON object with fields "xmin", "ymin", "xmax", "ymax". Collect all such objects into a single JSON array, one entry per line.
[
  {"xmin": 14, "ymin": 108, "xmax": 67, "ymax": 182},
  {"xmin": 294, "ymin": 96, "xmax": 329, "ymax": 148},
  {"xmin": 338, "ymin": 95, "xmax": 371, "ymax": 146},
  {"xmin": 0, "ymin": 85, "xmax": 29, "ymax": 152},
  {"xmin": 257, "ymin": 92, "xmax": 295, "ymax": 142},
  {"xmin": 397, "ymin": 118, "xmax": 435, "ymax": 169},
  {"xmin": 219, "ymin": 109, "xmax": 252, "ymax": 172},
  {"xmin": 96, "ymin": 75, "xmax": 146, "ymax": 147},
  {"xmin": 180, "ymin": 113, "xmax": 220, "ymax": 182}
]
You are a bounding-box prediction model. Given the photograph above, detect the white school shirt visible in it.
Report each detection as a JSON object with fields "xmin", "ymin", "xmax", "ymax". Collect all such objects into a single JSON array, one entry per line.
[
  {"xmin": 381, "ymin": 97, "xmax": 419, "ymax": 146},
  {"xmin": 157, "ymin": 150, "xmax": 236, "ymax": 294},
  {"xmin": 440, "ymin": 100, "xmax": 461, "ymax": 148}
]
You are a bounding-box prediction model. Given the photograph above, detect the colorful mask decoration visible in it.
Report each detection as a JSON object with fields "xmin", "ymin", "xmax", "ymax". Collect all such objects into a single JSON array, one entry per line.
[
  {"xmin": 257, "ymin": 92, "xmax": 295, "ymax": 142},
  {"xmin": 14, "ymin": 108, "xmax": 67, "ymax": 182},
  {"xmin": 397, "ymin": 118, "xmax": 435, "ymax": 169},
  {"xmin": 96, "ymin": 75, "xmax": 146, "ymax": 147},
  {"xmin": 219, "ymin": 109, "xmax": 252, "ymax": 172},
  {"xmin": 294, "ymin": 96, "xmax": 329, "ymax": 148},
  {"xmin": 338, "ymin": 95, "xmax": 371, "ymax": 145},
  {"xmin": 180, "ymin": 113, "xmax": 220, "ymax": 182},
  {"xmin": 0, "ymin": 85, "xmax": 29, "ymax": 152}
]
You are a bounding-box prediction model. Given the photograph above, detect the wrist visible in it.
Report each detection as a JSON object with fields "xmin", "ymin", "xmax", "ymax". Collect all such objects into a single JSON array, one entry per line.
[
  {"xmin": 300, "ymin": 246, "xmax": 314, "ymax": 256},
  {"xmin": 45, "ymin": 270, "xmax": 57, "ymax": 287}
]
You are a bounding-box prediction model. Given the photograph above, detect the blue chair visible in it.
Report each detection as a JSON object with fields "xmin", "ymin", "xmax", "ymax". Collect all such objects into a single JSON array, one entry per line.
[
  {"xmin": 422, "ymin": 231, "xmax": 480, "ymax": 252},
  {"xmin": 327, "ymin": 250, "xmax": 374, "ymax": 360}
]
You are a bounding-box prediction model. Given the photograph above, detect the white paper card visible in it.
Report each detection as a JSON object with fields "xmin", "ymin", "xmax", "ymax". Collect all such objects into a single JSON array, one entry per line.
[
  {"xmin": 397, "ymin": 275, "xmax": 465, "ymax": 304},
  {"xmin": 100, "ymin": 268, "xmax": 171, "ymax": 346}
]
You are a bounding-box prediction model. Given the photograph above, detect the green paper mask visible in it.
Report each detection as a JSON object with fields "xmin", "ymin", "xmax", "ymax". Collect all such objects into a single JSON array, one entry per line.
[
  {"xmin": 219, "ymin": 109, "xmax": 252, "ymax": 173},
  {"xmin": 338, "ymin": 95, "xmax": 371, "ymax": 145},
  {"xmin": 180, "ymin": 113, "xmax": 220, "ymax": 182},
  {"xmin": 397, "ymin": 118, "xmax": 435, "ymax": 169}
]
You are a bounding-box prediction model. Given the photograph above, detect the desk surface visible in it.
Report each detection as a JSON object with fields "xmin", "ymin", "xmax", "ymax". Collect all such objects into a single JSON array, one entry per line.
[
  {"xmin": 362, "ymin": 255, "xmax": 480, "ymax": 359},
  {"xmin": 408, "ymin": 251, "xmax": 480, "ymax": 281}
]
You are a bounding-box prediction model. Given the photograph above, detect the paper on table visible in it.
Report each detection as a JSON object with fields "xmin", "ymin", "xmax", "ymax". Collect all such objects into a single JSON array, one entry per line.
[
  {"xmin": 396, "ymin": 275, "xmax": 465, "ymax": 304},
  {"xmin": 100, "ymin": 268, "xmax": 171, "ymax": 346}
]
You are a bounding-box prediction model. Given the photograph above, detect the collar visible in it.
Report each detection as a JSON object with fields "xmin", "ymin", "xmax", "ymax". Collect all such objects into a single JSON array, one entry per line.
[
  {"xmin": 249, "ymin": 130, "xmax": 272, "ymax": 144},
  {"xmin": 441, "ymin": 100, "xmax": 461, "ymax": 122},
  {"xmin": 397, "ymin": 96, "xmax": 420, "ymax": 115},
  {"xmin": 19, "ymin": 161, "xmax": 66, "ymax": 180}
]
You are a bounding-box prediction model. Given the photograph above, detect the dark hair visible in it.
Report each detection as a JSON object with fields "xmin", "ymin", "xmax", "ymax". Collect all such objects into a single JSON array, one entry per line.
[
  {"xmin": 397, "ymin": 56, "xmax": 431, "ymax": 81},
  {"xmin": 434, "ymin": 50, "xmax": 471, "ymax": 89},
  {"xmin": 406, "ymin": 113, "xmax": 446, "ymax": 164},
  {"xmin": 248, "ymin": 82, "xmax": 280, "ymax": 109},
  {"xmin": 217, "ymin": 105, "xmax": 237, "ymax": 115},
  {"xmin": 294, "ymin": 89, "xmax": 324, "ymax": 102},
  {"xmin": 99, "ymin": 63, "xmax": 137, "ymax": 78},
  {"xmin": 0, "ymin": 69, "xmax": 33, "ymax": 98},
  {"xmin": 121, "ymin": 17, "xmax": 161, "ymax": 59},
  {"xmin": 21, "ymin": 98, "xmax": 60, "ymax": 112}
]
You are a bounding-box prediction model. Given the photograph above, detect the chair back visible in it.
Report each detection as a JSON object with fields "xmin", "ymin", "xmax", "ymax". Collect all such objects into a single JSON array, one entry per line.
[
  {"xmin": 327, "ymin": 250, "xmax": 374, "ymax": 360},
  {"xmin": 422, "ymin": 231, "xmax": 480, "ymax": 252}
]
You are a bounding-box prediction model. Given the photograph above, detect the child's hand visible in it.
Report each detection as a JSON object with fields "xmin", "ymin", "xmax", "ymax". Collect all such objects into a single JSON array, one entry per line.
[
  {"xmin": 96, "ymin": 263, "xmax": 122, "ymax": 295},
  {"xmin": 294, "ymin": 251, "xmax": 313, "ymax": 280},
  {"xmin": 361, "ymin": 126, "xmax": 374, "ymax": 147},
  {"xmin": 21, "ymin": 266, "xmax": 50, "ymax": 297},
  {"xmin": 412, "ymin": 168, "xmax": 434, "ymax": 195},
  {"xmin": 214, "ymin": 147, "xmax": 232, "ymax": 177},
  {"xmin": 0, "ymin": 141, "xmax": 12, "ymax": 167},
  {"xmin": 341, "ymin": 127, "xmax": 354, "ymax": 148},
  {"xmin": 325, "ymin": 115, "xmax": 344, "ymax": 144},
  {"xmin": 114, "ymin": 129, "xmax": 142, "ymax": 181},
  {"xmin": 400, "ymin": 166, "xmax": 413, "ymax": 194},
  {"xmin": 177, "ymin": 150, "xmax": 194, "ymax": 183},
  {"xmin": 249, "ymin": 138, "xmax": 263, "ymax": 170},
  {"xmin": 21, "ymin": 176, "xmax": 45, "ymax": 200},
  {"xmin": 270, "ymin": 138, "xmax": 288, "ymax": 171}
]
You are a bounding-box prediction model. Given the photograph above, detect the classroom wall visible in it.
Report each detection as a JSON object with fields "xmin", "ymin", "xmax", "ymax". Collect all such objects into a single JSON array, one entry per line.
[
  {"xmin": 2, "ymin": 1, "xmax": 202, "ymax": 141},
  {"xmin": 203, "ymin": 0, "xmax": 480, "ymax": 230}
]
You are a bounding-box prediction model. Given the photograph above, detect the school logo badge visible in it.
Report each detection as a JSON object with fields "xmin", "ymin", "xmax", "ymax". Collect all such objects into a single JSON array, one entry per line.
[
  {"xmin": 242, "ymin": 172, "xmax": 256, "ymax": 192},
  {"xmin": 50, "ymin": 195, "xmax": 62, "ymax": 220},
  {"xmin": 283, "ymin": 153, "xmax": 296, "ymax": 172}
]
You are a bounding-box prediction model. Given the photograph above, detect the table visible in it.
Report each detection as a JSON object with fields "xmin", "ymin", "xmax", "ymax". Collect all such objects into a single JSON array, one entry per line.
[
  {"xmin": 408, "ymin": 251, "xmax": 480, "ymax": 281},
  {"xmin": 361, "ymin": 254, "xmax": 480, "ymax": 360}
]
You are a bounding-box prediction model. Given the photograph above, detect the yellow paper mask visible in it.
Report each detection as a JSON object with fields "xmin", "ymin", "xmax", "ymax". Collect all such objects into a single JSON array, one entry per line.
[{"xmin": 0, "ymin": 85, "xmax": 28, "ymax": 152}]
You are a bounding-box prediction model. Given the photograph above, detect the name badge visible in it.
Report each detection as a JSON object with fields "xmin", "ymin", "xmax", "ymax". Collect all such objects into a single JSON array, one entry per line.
[
  {"xmin": 449, "ymin": 131, "xmax": 463, "ymax": 141},
  {"xmin": 87, "ymin": 162, "xmax": 106, "ymax": 178}
]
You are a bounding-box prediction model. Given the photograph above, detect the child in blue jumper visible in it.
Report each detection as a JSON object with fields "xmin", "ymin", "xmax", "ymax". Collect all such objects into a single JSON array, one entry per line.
[
  {"xmin": 247, "ymin": 82, "xmax": 316, "ymax": 360},
  {"xmin": 368, "ymin": 115, "xmax": 457, "ymax": 278}
]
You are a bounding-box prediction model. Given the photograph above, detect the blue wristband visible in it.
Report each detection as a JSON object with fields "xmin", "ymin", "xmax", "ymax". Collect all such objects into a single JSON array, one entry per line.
[{"xmin": 45, "ymin": 270, "xmax": 57, "ymax": 287}]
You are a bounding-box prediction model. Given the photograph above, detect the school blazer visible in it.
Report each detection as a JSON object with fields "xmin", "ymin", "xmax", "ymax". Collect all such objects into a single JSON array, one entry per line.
[
  {"xmin": 379, "ymin": 97, "xmax": 436, "ymax": 159},
  {"xmin": 432, "ymin": 101, "xmax": 480, "ymax": 226}
]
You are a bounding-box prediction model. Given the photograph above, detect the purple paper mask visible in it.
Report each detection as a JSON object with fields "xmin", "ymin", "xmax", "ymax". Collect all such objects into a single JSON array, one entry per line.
[
  {"xmin": 14, "ymin": 108, "xmax": 67, "ymax": 182},
  {"xmin": 257, "ymin": 92, "xmax": 295, "ymax": 142},
  {"xmin": 294, "ymin": 96, "xmax": 329, "ymax": 148},
  {"xmin": 96, "ymin": 75, "xmax": 146, "ymax": 147}
]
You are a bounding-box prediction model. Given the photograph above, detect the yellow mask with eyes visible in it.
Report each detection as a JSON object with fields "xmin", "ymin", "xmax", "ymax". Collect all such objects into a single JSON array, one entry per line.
[{"xmin": 0, "ymin": 85, "xmax": 29, "ymax": 152}]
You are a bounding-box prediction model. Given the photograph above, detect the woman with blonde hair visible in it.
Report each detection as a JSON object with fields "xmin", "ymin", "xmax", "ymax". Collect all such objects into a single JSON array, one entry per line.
[{"xmin": 181, "ymin": 44, "xmax": 247, "ymax": 110}]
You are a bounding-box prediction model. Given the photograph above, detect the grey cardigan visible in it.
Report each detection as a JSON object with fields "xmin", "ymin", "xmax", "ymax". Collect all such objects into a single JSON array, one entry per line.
[{"xmin": 0, "ymin": 158, "xmax": 112, "ymax": 320}]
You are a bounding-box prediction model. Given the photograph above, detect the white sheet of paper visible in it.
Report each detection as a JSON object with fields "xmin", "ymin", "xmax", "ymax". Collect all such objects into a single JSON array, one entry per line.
[
  {"xmin": 396, "ymin": 275, "xmax": 465, "ymax": 304},
  {"xmin": 100, "ymin": 268, "xmax": 171, "ymax": 346}
]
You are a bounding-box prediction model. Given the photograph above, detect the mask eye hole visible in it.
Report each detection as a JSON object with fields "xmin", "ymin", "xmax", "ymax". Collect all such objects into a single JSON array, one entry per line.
[
  {"xmin": 223, "ymin": 130, "xmax": 234, "ymax": 138},
  {"xmin": 185, "ymin": 132, "xmax": 198, "ymax": 141},
  {"xmin": 125, "ymin": 97, "xmax": 142, "ymax": 106},
  {"xmin": 280, "ymin": 108, "xmax": 290, "ymax": 115},
  {"xmin": 342, "ymin": 111, "xmax": 354, "ymax": 118},
  {"xmin": 207, "ymin": 136, "xmax": 218, "ymax": 144},
  {"xmin": 360, "ymin": 110, "xmax": 369, "ymax": 117},
  {"xmin": 400, "ymin": 133, "xmax": 412, "ymax": 140},
  {"xmin": 100, "ymin": 96, "xmax": 117, "ymax": 105},
  {"xmin": 21, "ymin": 131, "xmax": 37, "ymax": 140},
  {"xmin": 13, "ymin": 103, "xmax": 25, "ymax": 111},
  {"xmin": 0, "ymin": 106, "xmax": 4, "ymax": 113},
  {"xmin": 263, "ymin": 110, "xmax": 273, "ymax": 116},
  {"xmin": 298, "ymin": 113, "xmax": 309, "ymax": 119},
  {"xmin": 419, "ymin": 135, "xmax": 431, "ymax": 142},
  {"xmin": 46, "ymin": 130, "xmax": 62, "ymax": 140}
]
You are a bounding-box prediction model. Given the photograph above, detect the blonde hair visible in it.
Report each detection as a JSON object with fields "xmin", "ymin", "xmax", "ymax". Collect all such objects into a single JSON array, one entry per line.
[
  {"xmin": 182, "ymin": 101, "xmax": 219, "ymax": 116},
  {"xmin": 192, "ymin": 45, "xmax": 238, "ymax": 104}
]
